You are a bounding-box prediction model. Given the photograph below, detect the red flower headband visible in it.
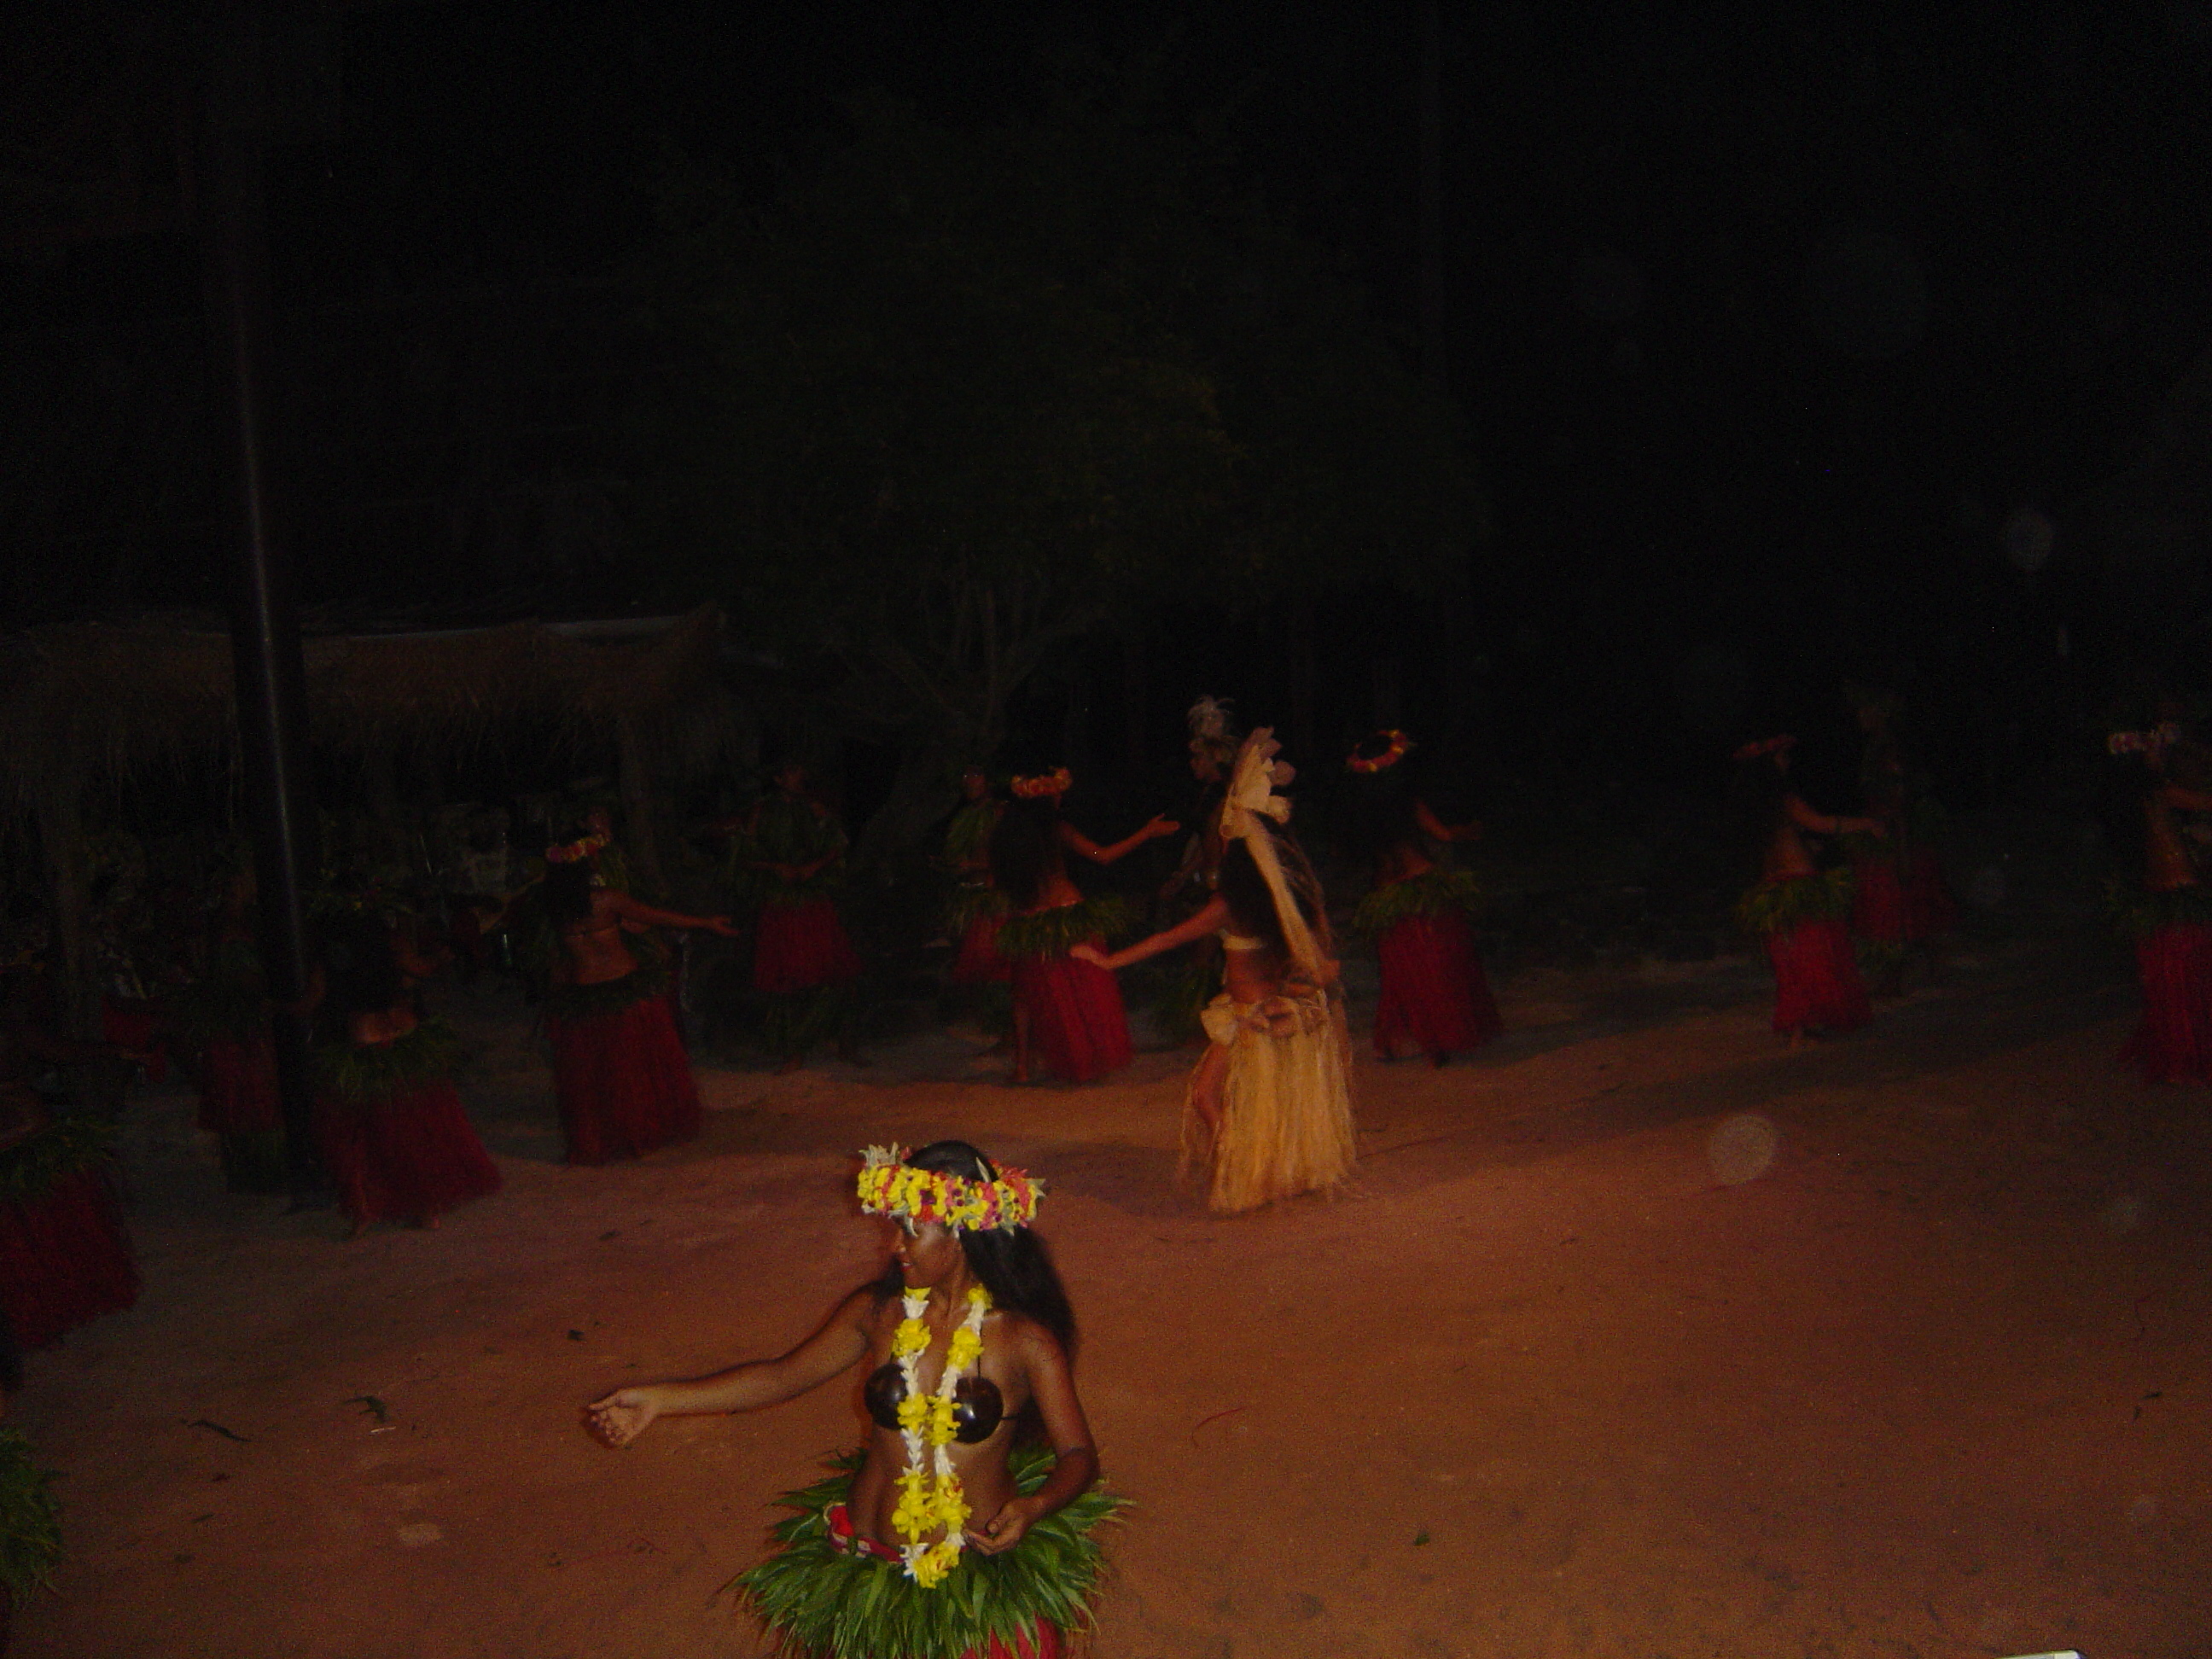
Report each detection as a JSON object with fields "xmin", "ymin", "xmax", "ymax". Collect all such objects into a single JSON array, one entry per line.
[
  {"xmin": 545, "ymin": 832, "xmax": 608, "ymax": 865},
  {"xmin": 1346, "ymin": 731, "xmax": 1410, "ymax": 774},
  {"xmin": 1010, "ymin": 768, "xmax": 1072, "ymax": 800}
]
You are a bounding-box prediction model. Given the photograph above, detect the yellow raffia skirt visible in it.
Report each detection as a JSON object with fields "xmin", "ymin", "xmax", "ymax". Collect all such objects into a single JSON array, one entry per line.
[{"xmin": 1185, "ymin": 983, "xmax": 1356, "ymax": 1214}]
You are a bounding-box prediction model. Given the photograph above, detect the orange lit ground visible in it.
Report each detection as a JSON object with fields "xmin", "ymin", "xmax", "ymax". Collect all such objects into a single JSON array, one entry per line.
[{"xmin": 9, "ymin": 939, "xmax": 2209, "ymax": 1659}]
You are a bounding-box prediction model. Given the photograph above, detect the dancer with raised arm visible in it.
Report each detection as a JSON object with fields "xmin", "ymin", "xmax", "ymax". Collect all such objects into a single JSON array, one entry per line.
[
  {"xmin": 735, "ymin": 760, "xmax": 864, "ymax": 1070},
  {"xmin": 2110, "ymin": 724, "xmax": 2212, "ymax": 1083},
  {"xmin": 1732, "ymin": 735, "xmax": 1882, "ymax": 1046},
  {"xmin": 1342, "ymin": 729, "xmax": 1499, "ymax": 1064},
  {"xmin": 543, "ymin": 833, "xmax": 736, "ymax": 1163},
  {"xmin": 987, "ymin": 772, "xmax": 1177, "ymax": 1083},
  {"xmin": 1077, "ymin": 731, "xmax": 1356, "ymax": 1212},
  {"xmin": 585, "ymin": 1141, "xmax": 1118, "ymax": 1659}
]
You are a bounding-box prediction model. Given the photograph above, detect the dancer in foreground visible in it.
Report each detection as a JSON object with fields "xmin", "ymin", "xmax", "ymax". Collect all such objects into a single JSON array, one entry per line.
[
  {"xmin": 585, "ymin": 1141, "xmax": 1117, "ymax": 1659},
  {"xmin": 2110, "ymin": 724, "xmax": 2212, "ymax": 1083},
  {"xmin": 988, "ymin": 772, "xmax": 1177, "ymax": 1083},
  {"xmin": 1342, "ymin": 728, "xmax": 1499, "ymax": 1064},
  {"xmin": 1078, "ymin": 731, "xmax": 1356, "ymax": 1213},
  {"xmin": 1732, "ymin": 735, "xmax": 1882, "ymax": 1046},
  {"xmin": 543, "ymin": 834, "xmax": 736, "ymax": 1163}
]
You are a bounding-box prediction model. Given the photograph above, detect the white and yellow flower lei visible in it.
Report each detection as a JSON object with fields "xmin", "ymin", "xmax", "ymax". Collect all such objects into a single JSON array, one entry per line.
[{"xmin": 888, "ymin": 1282, "xmax": 992, "ymax": 1587}]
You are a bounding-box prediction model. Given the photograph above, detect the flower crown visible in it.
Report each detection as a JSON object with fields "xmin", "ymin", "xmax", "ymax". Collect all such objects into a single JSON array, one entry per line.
[
  {"xmin": 1346, "ymin": 730, "xmax": 1410, "ymax": 774},
  {"xmin": 544, "ymin": 832, "xmax": 608, "ymax": 865},
  {"xmin": 2110, "ymin": 723, "xmax": 2183, "ymax": 757},
  {"xmin": 857, "ymin": 1145, "xmax": 1043, "ymax": 1232},
  {"xmin": 1010, "ymin": 768, "xmax": 1072, "ymax": 800},
  {"xmin": 1732, "ymin": 733, "xmax": 1796, "ymax": 763}
]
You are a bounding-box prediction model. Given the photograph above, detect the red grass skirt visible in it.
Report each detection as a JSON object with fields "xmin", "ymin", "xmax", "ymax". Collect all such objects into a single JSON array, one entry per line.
[
  {"xmin": 1765, "ymin": 917, "xmax": 1872, "ymax": 1034},
  {"xmin": 313, "ymin": 1080, "xmax": 502, "ymax": 1227},
  {"xmin": 950, "ymin": 911, "xmax": 1012, "ymax": 984},
  {"xmin": 754, "ymin": 899, "xmax": 863, "ymax": 994},
  {"xmin": 548, "ymin": 991, "xmax": 702, "ymax": 1164},
  {"xmin": 196, "ymin": 1033, "xmax": 281, "ymax": 1134},
  {"xmin": 1011, "ymin": 951, "xmax": 1132, "ymax": 1082},
  {"xmin": 1373, "ymin": 911, "xmax": 1502, "ymax": 1058},
  {"xmin": 1850, "ymin": 856, "xmax": 1908, "ymax": 945},
  {"xmin": 0, "ymin": 1167, "xmax": 139, "ymax": 1349},
  {"xmin": 2122, "ymin": 921, "xmax": 2212, "ymax": 1084}
]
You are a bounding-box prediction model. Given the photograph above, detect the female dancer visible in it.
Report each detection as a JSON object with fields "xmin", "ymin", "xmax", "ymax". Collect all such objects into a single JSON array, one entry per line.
[
  {"xmin": 1845, "ymin": 687, "xmax": 1953, "ymax": 993},
  {"xmin": 736, "ymin": 760, "xmax": 864, "ymax": 1068},
  {"xmin": 2110, "ymin": 725, "xmax": 2212, "ymax": 1083},
  {"xmin": 1077, "ymin": 731, "xmax": 1356, "ymax": 1213},
  {"xmin": 1732, "ymin": 736, "xmax": 1882, "ymax": 1046},
  {"xmin": 585, "ymin": 1141, "xmax": 1117, "ymax": 1659},
  {"xmin": 942, "ymin": 765, "xmax": 1011, "ymax": 992},
  {"xmin": 311, "ymin": 920, "xmax": 501, "ymax": 1237},
  {"xmin": 988, "ymin": 773, "xmax": 1177, "ymax": 1083},
  {"xmin": 1342, "ymin": 729, "xmax": 1499, "ymax": 1064},
  {"xmin": 543, "ymin": 835, "xmax": 736, "ymax": 1163}
]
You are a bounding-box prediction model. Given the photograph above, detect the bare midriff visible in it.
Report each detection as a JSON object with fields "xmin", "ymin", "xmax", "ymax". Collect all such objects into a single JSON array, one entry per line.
[
  {"xmin": 2144, "ymin": 794, "xmax": 2201, "ymax": 894},
  {"xmin": 842, "ymin": 1310, "xmax": 1029, "ymax": 1549},
  {"xmin": 558, "ymin": 890, "xmax": 640, "ymax": 986},
  {"xmin": 1761, "ymin": 816, "xmax": 1820, "ymax": 883}
]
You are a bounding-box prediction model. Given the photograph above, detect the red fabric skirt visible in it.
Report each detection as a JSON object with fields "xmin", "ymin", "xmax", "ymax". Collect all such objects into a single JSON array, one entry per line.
[
  {"xmin": 754, "ymin": 899, "xmax": 863, "ymax": 994},
  {"xmin": 197, "ymin": 1033, "xmax": 281, "ymax": 1135},
  {"xmin": 1765, "ymin": 917, "xmax": 1872, "ymax": 1034},
  {"xmin": 0, "ymin": 1167, "xmax": 139, "ymax": 1349},
  {"xmin": 313, "ymin": 1079, "xmax": 502, "ymax": 1227},
  {"xmin": 102, "ymin": 996, "xmax": 169, "ymax": 1083},
  {"xmin": 2122, "ymin": 921, "xmax": 2212, "ymax": 1085},
  {"xmin": 1904, "ymin": 847, "xmax": 1955, "ymax": 939},
  {"xmin": 1850, "ymin": 857, "xmax": 1909, "ymax": 946},
  {"xmin": 1373, "ymin": 911, "xmax": 1501, "ymax": 1058},
  {"xmin": 950, "ymin": 911, "xmax": 1012, "ymax": 984},
  {"xmin": 1011, "ymin": 951, "xmax": 1132, "ymax": 1082},
  {"xmin": 547, "ymin": 990, "xmax": 702, "ymax": 1164}
]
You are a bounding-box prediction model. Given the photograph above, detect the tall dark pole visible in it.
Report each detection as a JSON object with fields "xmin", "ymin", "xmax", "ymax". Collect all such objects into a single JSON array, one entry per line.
[
  {"xmin": 1417, "ymin": 0, "xmax": 1447, "ymax": 391},
  {"xmin": 201, "ymin": 3, "xmax": 325, "ymax": 1202}
]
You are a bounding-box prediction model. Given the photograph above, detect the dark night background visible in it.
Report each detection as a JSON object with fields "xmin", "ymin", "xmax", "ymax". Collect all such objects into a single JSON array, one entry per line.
[{"xmin": 9, "ymin": 0, "xmax": 2212, "ymax": 833}]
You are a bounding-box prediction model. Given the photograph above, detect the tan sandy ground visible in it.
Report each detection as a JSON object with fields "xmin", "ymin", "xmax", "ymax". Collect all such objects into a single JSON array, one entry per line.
[{"xmin": 8, "ymin": 937, "xmax": 2209, "ymax": 1659}]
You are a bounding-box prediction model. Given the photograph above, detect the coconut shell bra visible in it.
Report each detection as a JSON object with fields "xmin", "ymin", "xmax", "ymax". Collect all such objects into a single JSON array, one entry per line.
[{"xmin": 864, "ymin": 1362, "xmax": 1004, "ymax": 1443}]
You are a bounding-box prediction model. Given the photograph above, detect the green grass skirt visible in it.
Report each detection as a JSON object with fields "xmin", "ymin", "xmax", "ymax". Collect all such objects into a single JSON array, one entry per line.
[
  {"xmin": 0, "ymin": 1428, "xmax": 61, "ymax": 1609},
  {"xmin": 1733, "ymin": 868, "xmax": 1853, "ymax": 938},
  {"xmin": 733, "ymin": 1447, "xmax": 1125, "ymax": 1659}
]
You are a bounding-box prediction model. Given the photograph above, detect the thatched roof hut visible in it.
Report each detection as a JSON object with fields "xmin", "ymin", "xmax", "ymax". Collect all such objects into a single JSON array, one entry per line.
[{"xmin": 0, "ymin": 606, "xmax": 735, "ymax": 1034}]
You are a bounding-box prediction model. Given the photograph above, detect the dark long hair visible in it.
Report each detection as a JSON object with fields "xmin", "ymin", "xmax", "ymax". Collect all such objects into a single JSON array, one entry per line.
[
  {"xmin": 1731, "ymin": 749, "xmax": 1793, "ymax": 874},
  {"xmin": 987, "ymin": 798, "xmax": 1064, "ymax": 912},
  {"xmin": 329, "ymin": 917, "xmax": 405, "ymax": 1018},
  {"xmin": 1218, "ymin": 839, "xmax": 1289, "ymax": 954},
  {"xmin": 543, "ymin": 859, "xmax": 596, "ymax": 926},
  {"xmin": 869, "ymin": 1139, "xmax": 1078, "ymax": 1359}
]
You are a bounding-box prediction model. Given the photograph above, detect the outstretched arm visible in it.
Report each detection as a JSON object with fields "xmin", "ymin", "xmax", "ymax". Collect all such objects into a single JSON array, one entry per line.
[
  {"xmin": 605, "ymin": 890, "xmax": 740, "ymax": 936},
  {"xmin": 965, "ymin": 1321, "xmax": 1098, "ymax": 1555},
  {"xmin": 1062, "ymin": 816, "xmax": 1179, "ymax": 866},
  {"xmin": 1784, "ymin": 795, "xmax": 1883, "ymax": 839},
  {"xmin": 1074, "ymin": 895, "xmax": 1231, "ymax": 972},
  {"xmin": 1414, "ymin": 800, "xmax": 1481, "ymax": 844},
  {"xmin": 585, "ymin": 1288, "xmax": 876, "ymax": 1447}
]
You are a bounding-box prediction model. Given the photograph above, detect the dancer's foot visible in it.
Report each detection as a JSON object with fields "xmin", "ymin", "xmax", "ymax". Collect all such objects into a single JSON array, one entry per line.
[
  {"xmin": 776, "ymin": 1054, "xmax": 805, "ymax": 1075},
  {"xmin": 1429, "ymin": 1051, "xmax": 1450, "ymax": 1068},
  {"xmin": 346, "ymin": 1217, "xmax": 368, "ymax": 1242}
]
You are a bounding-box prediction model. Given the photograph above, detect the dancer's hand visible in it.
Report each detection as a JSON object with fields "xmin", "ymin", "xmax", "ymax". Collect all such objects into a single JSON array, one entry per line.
[
  {"xmin": 1068, "ymin": 944, "xmax": 1111, "ymax": 969},
  {"xmin": 585, "ymin": 1387, "xmax": 661, "ymax": 1447},
  {"xmin": 1143, "ymin": 815, "xmax": 1180, "ymax": 841},
  {"xmin": 705, "ymin": 916, "xmax": 741, "ymax": 938},
  {"xmin": 966, "ymin": 1495, "xmax": 1041, "ymax": 1555}
]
